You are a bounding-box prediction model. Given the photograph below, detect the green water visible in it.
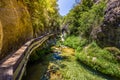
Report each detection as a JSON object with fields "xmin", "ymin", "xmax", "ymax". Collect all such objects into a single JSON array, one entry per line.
[{"xmin": 22, "ymin": 46, "xmax": 118, "ymax": 80}]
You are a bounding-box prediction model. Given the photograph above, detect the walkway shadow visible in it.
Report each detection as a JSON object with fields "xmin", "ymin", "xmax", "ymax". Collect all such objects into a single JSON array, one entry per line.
[{"xmin": 22, "ymin": 52, "xmax": 53, "ymax": 80}]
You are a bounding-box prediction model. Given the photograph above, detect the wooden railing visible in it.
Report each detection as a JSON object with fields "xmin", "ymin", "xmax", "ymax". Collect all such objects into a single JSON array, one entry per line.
[{"xmin": 0, "ymin": 33, "xmax": 55, "ymax": 80}]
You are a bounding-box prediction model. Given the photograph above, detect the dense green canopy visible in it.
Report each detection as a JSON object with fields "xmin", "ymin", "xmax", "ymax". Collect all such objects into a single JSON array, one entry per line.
[
  {"xmin": 63, "ymin": 0, "xmax": 106, "ymax": 38},
  {"xmin": 25, "ymin": 0, "xmax": 60, "ymax": 37}
]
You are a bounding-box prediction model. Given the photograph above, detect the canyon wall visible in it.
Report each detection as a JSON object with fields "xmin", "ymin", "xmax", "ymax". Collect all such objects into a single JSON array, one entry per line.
[
  {"xmin": 0, "ymin": 0, "xmax": 33, "ymax": 59},
  {"xmin": 93, "ymin": 0, "xmax": 120, "ymax": 47}
]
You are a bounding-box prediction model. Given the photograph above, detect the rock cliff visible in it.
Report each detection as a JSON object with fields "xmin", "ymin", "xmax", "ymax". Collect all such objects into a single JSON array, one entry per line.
[
  {"xmin": 96, "ymin": 0, "xmax": 120, "ymax": 47},
  {"xmin": 0, "ymin": 0, "xmax": 33, "ymax": 59}
]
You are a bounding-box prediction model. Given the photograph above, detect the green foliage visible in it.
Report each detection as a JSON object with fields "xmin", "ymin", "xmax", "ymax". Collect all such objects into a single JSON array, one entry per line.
[
  {"xmin": 63, "ymin": 0, "xmax": 106, "ymax": 37},
  {"xmin": 63, "ymin": 5, "xmax": 82, "ymax": 35},
  {"xmin": 81, "ymin": 0, "xmax": 94, "ymax": 11},
  {"xmin": 60, "ymin": 59, "xmax": 106, "ymax": 80},
  {"xmin": 62, "ymin": 35, "xmax": 120, "ymax": 78},
  {"xmin": 63, "ymin": 36, "xmax": 88, "ymax": 51},
  {"xmin": 61, "ymin": 0, "xmax": 120, "ymax": 78},
  {"xmin": 24, "ymin": 0, "xmax": 60, "ymax": 37},
  {"xmin": 76, "ymin": 42, "xmax": 120, "ymax": 78},
  {"xmin": 29, "ymin": 48, "xmax": 52, "ymax": 63},
  {"xmin": 79, "ymin": 1, "xmax": 106, "ymax": 37}
]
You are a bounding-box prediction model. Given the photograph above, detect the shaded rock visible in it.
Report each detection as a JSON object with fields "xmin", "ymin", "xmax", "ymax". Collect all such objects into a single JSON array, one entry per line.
[{"xmin": 94, "ymin": 0, "xmax": 120, "ymax": 47}]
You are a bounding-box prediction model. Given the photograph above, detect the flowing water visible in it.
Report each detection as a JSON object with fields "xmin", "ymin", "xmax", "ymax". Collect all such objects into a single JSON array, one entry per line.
[{"xmin": 22, "ymin": 46, "xmax": 118, "ymax": 80}]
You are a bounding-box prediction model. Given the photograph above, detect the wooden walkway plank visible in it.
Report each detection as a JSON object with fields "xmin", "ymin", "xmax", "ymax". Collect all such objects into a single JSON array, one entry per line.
[{"xmin": 0, "ymin": 33, "xmax": 56, "ymax": 80}]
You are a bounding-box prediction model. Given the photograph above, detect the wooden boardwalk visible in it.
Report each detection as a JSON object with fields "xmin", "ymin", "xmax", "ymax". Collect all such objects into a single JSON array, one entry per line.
[{"xmin": 0, "ymin": 33, "xmax": 55, "ymax": 80}]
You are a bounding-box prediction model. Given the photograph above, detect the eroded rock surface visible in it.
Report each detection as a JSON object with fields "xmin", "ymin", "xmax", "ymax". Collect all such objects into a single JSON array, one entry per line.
[{"xmin": 95, "ymin": 0, "xmax": 120, "ymax": 47}]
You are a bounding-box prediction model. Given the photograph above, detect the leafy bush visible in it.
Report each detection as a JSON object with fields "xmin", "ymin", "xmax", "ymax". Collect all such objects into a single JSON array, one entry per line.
[
  {"xmin": 61, "ymin": 0, "xmax": 120, "ymax": 78},
  {"xmin": 76, "ymin": 42, "xmax": 120, "ymax": 78},
  {"xmin": 63, "ymin": 0, "xmax": 106, "ymax": 38},
  {"xmin": 29, "ymin": 48, "xmax": 52, "ymax": 63},
  {"xmin": 63, "ymin": 36, "xmax": 88, "ymax": 51},
  {"xmin": 78, "ymin": 1, "xmax": 106, "ymax": 37},
  {"xmin": 24, "ymin": 0, "xmax": 59, "ymax": 37}
]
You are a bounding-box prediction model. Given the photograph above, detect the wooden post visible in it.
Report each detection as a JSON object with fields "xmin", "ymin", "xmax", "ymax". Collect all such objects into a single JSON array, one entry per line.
[{"xmin": 0, "ymin": 66, "xmax": 13, "ymax": 80}]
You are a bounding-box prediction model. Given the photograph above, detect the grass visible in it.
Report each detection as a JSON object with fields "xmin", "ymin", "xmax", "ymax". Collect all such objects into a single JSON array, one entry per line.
[
  {"xmin": 76, "ymin": 42, "xmax": 120, "ymax": 78},
  {"xmin": 57, "ymin": 47, "xmax": 111, "ymax": 80},
  {"xmin": 23, "ymin": 44, "xmax": 118, "ymax": 80},
  {"xmin": 61, "ymin": 35, "xmax": 88, "ymax": 51},
  {"xmin": 62, "ymin": 36, "xmax": 120, "ymax": 79}
]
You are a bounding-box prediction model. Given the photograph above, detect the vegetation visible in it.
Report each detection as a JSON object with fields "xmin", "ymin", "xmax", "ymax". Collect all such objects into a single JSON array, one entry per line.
[
  {"xmin": 61, "ymin": 0, "xmax": 120, "ymax": 79},
  {"xmin": 76, "ymin": 42, "xmax": 120, "ymax": 78},
  {"xmin": 0, "ymin": 0, "xmax": 60, "ymax": 59},
  {"xmin": 63, "ymin": 36, "xmax": 88, "ymax": 51},
  {"xmin": 62, "ymin": 36, "xmax": 120, "ymax": 78},
  {"xmin": 2, "ymin": 0, "xmax": 119, "ymax": 79},
  {"xmin": 63, "ymin": 0, "xmax": 106, "ymax": 37},
  {"xmin": 78, "ymin": 1, "xmax": 106, "ymax": 38},
  {"xmin": 29, "ymin": 47, "xmax": 52, "ymax": 63},
  {"xmin": 24, "ymin": 46, "xmax": 114, "ymax": 80},
  {"xmin": 59, "ymin": 47, "xmax": 110, "ymax": 80},
  {"xmin": 24, "ymin": 0, "xmax": 60, "ymax": 37},
  {"xmin": 0, "ymin": 0, "xmax": 34, "ymax": 59},
  {"xmin": 22, "ymin": 0, "xmax": 120, "ymax": 79}
]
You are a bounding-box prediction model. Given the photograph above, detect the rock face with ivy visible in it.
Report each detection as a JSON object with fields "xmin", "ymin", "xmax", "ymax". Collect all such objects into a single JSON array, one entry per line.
[
  {"xmin": 96, "ymin": 0, "xmax": 120, "ymax": 47},
  {"xmin": 0, "ymin": 0, "xmax": 33, "ymax": 59},
  {"xmin": 0, "ymin": 0, "xmax": 59, "ymax": 60}
]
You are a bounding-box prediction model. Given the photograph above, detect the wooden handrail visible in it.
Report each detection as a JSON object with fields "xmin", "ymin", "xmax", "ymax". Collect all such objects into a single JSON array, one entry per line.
[{"xmin": 0, "ymin": 33, "xmax": 55, "ymax": 80}]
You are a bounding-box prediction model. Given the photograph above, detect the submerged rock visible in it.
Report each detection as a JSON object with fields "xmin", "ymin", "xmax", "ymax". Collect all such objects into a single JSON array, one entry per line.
[{"xmin": 53, "ymin": 52, "xmax": 62, "ymax": 60}]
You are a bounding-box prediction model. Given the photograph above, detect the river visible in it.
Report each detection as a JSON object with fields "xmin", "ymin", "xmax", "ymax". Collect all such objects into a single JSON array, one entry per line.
[{"xmin": 22, "ymin": 46, "xmax": 118, "ymax": 80}]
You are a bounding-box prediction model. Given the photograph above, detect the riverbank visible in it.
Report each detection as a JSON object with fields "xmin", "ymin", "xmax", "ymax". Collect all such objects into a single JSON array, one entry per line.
[{"xmin": 22, "ymin": 45, "xmax": 118, "ymax": 80}]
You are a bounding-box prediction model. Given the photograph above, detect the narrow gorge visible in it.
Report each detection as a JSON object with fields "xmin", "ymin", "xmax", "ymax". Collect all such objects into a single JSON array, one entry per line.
[{"xmin": 0, "ymin": 0, "xmax": 120, "ymax": 80}]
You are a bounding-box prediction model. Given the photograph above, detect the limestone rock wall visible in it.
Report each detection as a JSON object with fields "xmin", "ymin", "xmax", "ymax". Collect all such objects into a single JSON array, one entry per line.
[
  {"xmin": 96, "ymin": 0, "xmax": 120, "ymax": 47},
  {"xmin": 0, "ymin": 0, "xmax": 33, "ymax": 59}
]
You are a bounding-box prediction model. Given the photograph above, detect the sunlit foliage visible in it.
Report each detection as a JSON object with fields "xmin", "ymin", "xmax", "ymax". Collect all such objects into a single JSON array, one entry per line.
[
  {"xmin": 63, "ymin": 0, "xmax": 106, "ymax": 37},
  {"xmin": 62, "ymin": 0, "xmax": 120, "ymax": 78},
  {"xmin": 24, "ymin": 0, "xmax": 60, "ymax": 37}
]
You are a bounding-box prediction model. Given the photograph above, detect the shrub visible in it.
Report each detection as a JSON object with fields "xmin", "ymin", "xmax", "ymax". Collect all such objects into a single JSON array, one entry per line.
[
  {"xmin": 76, "ymin": 42, "xmax": 120, "ymax": 78},
  {"xmin": 78, "ymin": 1, "xmax": 106, "ymax": 38},
  {"xmin": 63, "ymin": 36, "xmax": 88, "ymax": 51},
  {"xmin": 29, "ymin": 48, "xmax": 52, "ymax": 63}
]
